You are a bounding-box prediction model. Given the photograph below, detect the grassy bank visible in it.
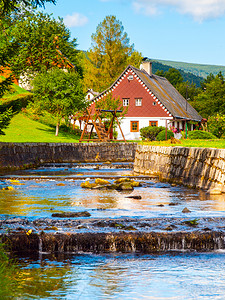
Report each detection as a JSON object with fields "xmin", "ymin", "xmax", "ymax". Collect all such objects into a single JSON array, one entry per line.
[
  {"xmin": 0, "ymin": 113, "xmax": 80, "ymax": 143},
  {"xmin": 141, "ymin": 139, "xmax": 225, "ymax": 149}
]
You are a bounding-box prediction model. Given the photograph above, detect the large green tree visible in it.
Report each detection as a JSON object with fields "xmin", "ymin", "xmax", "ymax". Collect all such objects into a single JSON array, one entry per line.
[
  {"xmin": 83, "ymin": 15, "xmax": 142, "ymax": 92},
  {"xmin": 32, "ymin": 68, "xmax": 86, "ymax": 136},
  {"xmin": 8, "ymin": 10, "xmax": 82, "ymax": 80}
]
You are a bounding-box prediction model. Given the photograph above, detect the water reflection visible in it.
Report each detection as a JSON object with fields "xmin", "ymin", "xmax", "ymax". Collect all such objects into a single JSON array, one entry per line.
[
  {"xmin": 1, "ymin": 177, "xmax": 225, "ymax": 219},
  {"xmin": 1, "ymin": 163, "xmax": 225, "ymax": 220},
  {"xmin": 6, "ymin": 252, "xmax": 225, "ymax": 299}
]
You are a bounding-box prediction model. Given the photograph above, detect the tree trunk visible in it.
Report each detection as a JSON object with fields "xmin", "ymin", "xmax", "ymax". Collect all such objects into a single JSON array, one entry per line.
[{"xmin": 55, "ymin": 123, "xmax": 59, "ymax": 136}]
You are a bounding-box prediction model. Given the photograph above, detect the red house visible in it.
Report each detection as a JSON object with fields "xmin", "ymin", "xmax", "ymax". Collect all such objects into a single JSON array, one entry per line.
[{"xmin": 91, "ymin": 60, "xmax": 202, "ymax": 140}]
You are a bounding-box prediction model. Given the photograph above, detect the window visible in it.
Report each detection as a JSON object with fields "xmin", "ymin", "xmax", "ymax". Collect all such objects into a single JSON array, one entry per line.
[
  {"xmin": 123, "ymin": 98, "xmax": 129, "ymax": 106},
  {"xmin": 130, "ymin": 121, "xmax": 139, "ymax": 132},
  {"xmin": 149, "ymin": 121, "xmax": 158, "ymax": 127},
  {"xmin": 135, "ymin": 98, "xmax": 142, "ymax": 106}
]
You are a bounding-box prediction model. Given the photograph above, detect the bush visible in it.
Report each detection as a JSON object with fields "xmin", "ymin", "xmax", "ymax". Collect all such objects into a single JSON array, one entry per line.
[
  {"xmin": 156, "ymin": 129, "xmax": 174, "ymax": 141},
  {"xmin": 188, "ymin": 130, "xmax": 217, "ymax": 139},
  {"xmin": 140, "ymin": 126, "xmax": 164, "ymax": 141},
  {"xmin": 207, "ymin": 114, "xmax": 225, "ymax": 138}
]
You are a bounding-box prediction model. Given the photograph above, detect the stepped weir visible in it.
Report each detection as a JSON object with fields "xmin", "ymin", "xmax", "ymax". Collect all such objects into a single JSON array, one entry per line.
[{"xmin": 1, "ymin": 143, "xmax": 225, "ymax": 255}]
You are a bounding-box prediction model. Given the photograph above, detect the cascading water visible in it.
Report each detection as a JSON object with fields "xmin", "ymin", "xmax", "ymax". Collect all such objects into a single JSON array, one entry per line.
[{"xmin": 1, "ymin": 162, "xmax": 225, "ymax": 299}]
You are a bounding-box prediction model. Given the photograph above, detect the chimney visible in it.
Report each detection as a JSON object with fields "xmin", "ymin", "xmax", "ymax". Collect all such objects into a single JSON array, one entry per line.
[{"xmin": 140, "ymin": 59, "xmax": 152, "ymax": 76}]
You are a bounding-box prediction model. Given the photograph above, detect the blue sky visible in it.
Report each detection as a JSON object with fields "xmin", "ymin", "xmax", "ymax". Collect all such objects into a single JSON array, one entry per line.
[{"xmin": 43, "ymin": 0, "xmax": 225, "ymax": 66}]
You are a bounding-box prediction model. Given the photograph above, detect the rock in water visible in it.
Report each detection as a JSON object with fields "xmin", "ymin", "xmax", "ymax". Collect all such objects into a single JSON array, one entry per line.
[
  {"xmin": 182, "ymin": 207, "xmax": 191, "ymax": 213},
  {"xmin": 52, "ymin": 211, "xmax": 91, "ymax": 218},
  {"xmin": 125, "ymin": 195, "xmax": 142, "ymax": 199}
]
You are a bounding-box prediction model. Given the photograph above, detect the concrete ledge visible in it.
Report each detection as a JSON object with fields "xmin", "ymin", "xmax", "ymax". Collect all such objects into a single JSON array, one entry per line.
[{"xmin": 0, "ymin": 142, "xmax": 137, "ymax": 170}]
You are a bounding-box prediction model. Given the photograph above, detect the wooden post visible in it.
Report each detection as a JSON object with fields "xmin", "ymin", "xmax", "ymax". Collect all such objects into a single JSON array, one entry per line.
[{"xmin": 165, "ymin": 119, "xmax": 167, "ymax": 140}]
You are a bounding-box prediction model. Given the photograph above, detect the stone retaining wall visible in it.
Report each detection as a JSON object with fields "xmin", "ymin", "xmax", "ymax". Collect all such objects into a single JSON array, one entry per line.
[
  {"xmin": 134, "ymin": 145, "xmax": 225, "ymax": 191},
  {"xmin": 0, "ymin": 142, "xmax": 137, "ymax": 170}
]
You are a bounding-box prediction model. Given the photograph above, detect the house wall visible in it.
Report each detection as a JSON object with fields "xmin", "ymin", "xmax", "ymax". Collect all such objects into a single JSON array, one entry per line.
[
  {"xmin": 111, "ymin": 69, "xmax": 170, "ymax": 119},
  {"xmin": 117, "ymin": 117, "xmax": 173, "ymax": 140}
]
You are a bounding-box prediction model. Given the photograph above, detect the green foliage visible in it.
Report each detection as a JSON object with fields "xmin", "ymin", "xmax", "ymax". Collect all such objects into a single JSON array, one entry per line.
[
  {"xmin": 207, "ymin": 114, "xmax": 225, "ymax": 138},
  {"xmin": 0, "ymin": 0, "xmax": 55, "ymax": 16},
  {"xmin": 188, "ymin": 130, "xmax": 217, "ymax": 140},
  {"xmin": 32, "ymin": 68, "xmax": 86, "ymax": 135},
  {"xmin": 83, "ymin": 15, "xmax": 142, "ymax": 92},
  {"xmin": 176, "ymin": 81, "xmax": 201, "ymax": 102},
  {"xmin": 0, "ymin": 107, "xmax": 13, "ymax": 134},
  {"xmin": 9, "ymin": 10, "xmax": 82, "ymax": 78},
  {"xmin": 140, "ymin": 125, "xmax": 164, "ymax": 141},
  {"xmin": 95, "ymin": 93, "xmax": 127, "ymax": 137},
  {"xmin": 156, "ymin": 129, "xmax": 174, "ymax": 141},
  {"xmin": 191, "ymin": 73, "xmax": 225, "ymax": 118},
  {"xmin": 156, "ymin": 68, "xmax": 183, "ymax": 87},
  {"xmin": 95, "ymin": 93, "xmax": 126, "ymax": 119},
  {"xmin": 0, "ymin": 242, "xmax": 18, "ymax": 298}
]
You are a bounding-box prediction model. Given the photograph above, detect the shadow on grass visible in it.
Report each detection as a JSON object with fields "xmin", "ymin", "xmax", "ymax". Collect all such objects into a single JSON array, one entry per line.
[{"xmin": 37, "ymin": 126, "xmax": 80, "ymax": 140}]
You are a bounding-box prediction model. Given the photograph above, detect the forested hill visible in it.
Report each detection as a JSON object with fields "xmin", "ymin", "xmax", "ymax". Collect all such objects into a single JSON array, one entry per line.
[
  {"xmin": 152, "ymin": 60, "xmax": 204, "ymax": 87},
  {"xmin": 153, "ymin": 59, "xmax": 225, "ymax": 79}
]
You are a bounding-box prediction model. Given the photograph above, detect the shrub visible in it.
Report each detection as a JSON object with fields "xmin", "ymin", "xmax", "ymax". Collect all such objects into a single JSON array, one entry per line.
[
  {"xmin": 188, "ymin": 130, "xmax": 217, "ymax": 139},
  {"xmin": 207, "ymin": 114, "xmax": 225, "ymax": 138},
  {"xmin": 140, "ymin": 126, "xmax": 164, "ymax": 141},
  {"xmin": 156, "ymin": 129, "xmax": 174, "ymax": 141}
]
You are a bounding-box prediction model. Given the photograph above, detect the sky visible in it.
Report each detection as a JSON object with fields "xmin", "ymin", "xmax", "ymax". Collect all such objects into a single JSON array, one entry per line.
[{"xmin": 42, "ymin": 0, "xmax": 225, "ymax": 66}]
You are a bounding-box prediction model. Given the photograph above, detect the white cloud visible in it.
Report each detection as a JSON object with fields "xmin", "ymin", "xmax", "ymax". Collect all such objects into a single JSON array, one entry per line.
[
  {"xmin": 64, "ymin": 13, "xmax": 88, "ymax": 28},
  {"xmin": 132, "ymin": 0, "xmax": 225, "ymax": 21}
]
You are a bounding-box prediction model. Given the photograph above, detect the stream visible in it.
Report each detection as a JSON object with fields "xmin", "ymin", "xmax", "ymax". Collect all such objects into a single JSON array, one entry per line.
[{"xmin": 1, "ymin": 162, "xmax": 225, "ymax": 299}]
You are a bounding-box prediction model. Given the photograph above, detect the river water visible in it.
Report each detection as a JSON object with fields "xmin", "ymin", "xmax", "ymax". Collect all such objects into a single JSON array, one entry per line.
[{"xmin": 1, "ymin": 162, "xmax": 225, "ymax": 299}]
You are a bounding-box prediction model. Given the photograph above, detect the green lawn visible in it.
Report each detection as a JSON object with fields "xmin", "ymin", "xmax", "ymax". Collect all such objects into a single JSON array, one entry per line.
[
  {"xmin": 0, "ymin": 113, "xmax": 80, "ymax": 143},
  {"xmin": 1, "ymin": 113, "xmax": 225, "ymax": 148},
  {"xmin": 141, "ymin": 139, "xmax": 225, "ymax": 149}
]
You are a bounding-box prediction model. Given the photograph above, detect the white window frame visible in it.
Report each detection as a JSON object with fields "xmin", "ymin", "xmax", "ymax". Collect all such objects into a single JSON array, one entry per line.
[
  {"xmin": 135, "ymin": 98, "xmax": 142, "ymax": 106},
  {"xmin": 123, "ymin": 99, "xmax": 129, "ymax": 106}
]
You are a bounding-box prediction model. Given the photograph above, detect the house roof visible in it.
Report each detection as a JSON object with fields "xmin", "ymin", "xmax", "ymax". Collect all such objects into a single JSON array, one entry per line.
[{"xmin": 93, "ymin": 65, "xmax": 202, "ymax": 122}]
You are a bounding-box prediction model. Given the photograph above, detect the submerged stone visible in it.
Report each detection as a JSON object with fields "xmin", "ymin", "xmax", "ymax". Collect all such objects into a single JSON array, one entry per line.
[
  {"xmin": 52, "ymin": 211, "xmax": 91, "ymax": 218},
  {"xmin": 125, "ymin": 195, "xmax": 142, "ymax": 200},
  {"xmin": 182, "ymin": 207, "xmax": 191, "ymax": 213}
]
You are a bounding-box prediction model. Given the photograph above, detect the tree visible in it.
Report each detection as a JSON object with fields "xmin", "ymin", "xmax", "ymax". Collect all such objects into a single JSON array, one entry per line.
[
  {"xmin": 0, "ymin": 0, "xmax": 56, "ymax": 134},
  {"xmin": 176, "ymin": 81, "xmax": 201, "ymax": 102},
  {"xmin": 8, "ymin": 10, "xmax": 82, "ymax": 80},
  {"xmin": 156, "ymin": 68, "xmax": 183, "ymax": 87},
  {"xmin": 32, "ymin": 68, "xmax": 86, "ymax": 136},
  {"xmin": 83, "ymin": 15, "xmax": 142, "ymax": 92},
  {"xmin": 191, "ymin": 73, "xmax": 225, "ymax": 118},
  {"xmin": 0, "ymin": 0, "xmax": 56, "ymax": 15}
]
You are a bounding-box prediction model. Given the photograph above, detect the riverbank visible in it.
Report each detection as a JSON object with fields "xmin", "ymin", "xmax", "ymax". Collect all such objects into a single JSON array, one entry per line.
[{"xmin": 134, "ymin": 145, "xmax": 225, "ymax": 192}]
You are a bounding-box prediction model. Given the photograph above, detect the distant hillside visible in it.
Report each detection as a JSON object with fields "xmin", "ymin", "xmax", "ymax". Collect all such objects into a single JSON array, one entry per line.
[
  {"xmin": 152, "ymin": 61, "xmax": 203, "ymax": 87},
  {"xmin": 153, "ymin": 59, "xmax": 225, "ymax": 79}
]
